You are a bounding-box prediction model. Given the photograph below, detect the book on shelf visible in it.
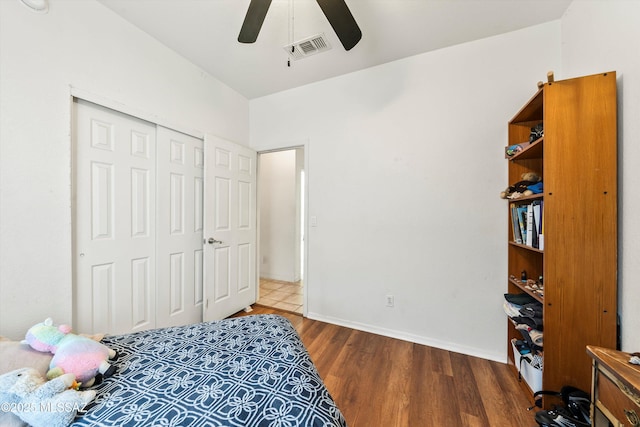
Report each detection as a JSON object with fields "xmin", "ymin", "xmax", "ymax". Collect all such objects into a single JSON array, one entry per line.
[
  {"xmin": 517, "ymin": 205, "xmax": 527, "ymax": 245},
  {"xmin": 510, "ymin": 204, "xmax": 522, "ymax": 244},
  {"xmin": 526, "ymin": 204, "xmax": 533, "ymax": 246},
  {"xmin": 538, "ymin": 200, "xmax": 544, "ymax": 250},
  {"xmin": 532, "ymin": 200, "xmax": 542, "ymax": 250},
  {"xmin": 510, "ymin": 200, "xmax": 543, "ymax": 250}
]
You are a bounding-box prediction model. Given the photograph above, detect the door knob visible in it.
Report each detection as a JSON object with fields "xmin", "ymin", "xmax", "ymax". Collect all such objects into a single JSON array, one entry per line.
[{"xmin": 207, "ymin": 237, "xmax": 223, "ymax": 244}]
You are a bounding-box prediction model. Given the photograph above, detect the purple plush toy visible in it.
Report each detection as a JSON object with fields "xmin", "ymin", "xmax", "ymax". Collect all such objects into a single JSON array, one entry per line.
[{"xmin": 23, "ymin": 318, "xmax": 117, "ymax": 387}]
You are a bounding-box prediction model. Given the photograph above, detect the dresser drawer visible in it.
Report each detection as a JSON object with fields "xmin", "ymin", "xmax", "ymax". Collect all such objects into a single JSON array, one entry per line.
[{"xmin": 597, "ymin": 369, "xmax": 640, "ymax": 426}]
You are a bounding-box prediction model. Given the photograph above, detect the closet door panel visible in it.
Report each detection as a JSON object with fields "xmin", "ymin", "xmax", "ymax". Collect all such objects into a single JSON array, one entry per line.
[
  {"xmin": 156, "ymin": 126, "xmax": 204, "ymax": 328},
  {"xmin": 74, "ymin": 99, "xmax": 157, "ymax": 335}
]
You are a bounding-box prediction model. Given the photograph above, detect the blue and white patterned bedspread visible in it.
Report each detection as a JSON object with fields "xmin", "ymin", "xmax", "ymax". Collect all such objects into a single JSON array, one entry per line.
[{"xmin": 71, "ymin": 314, "xmax": 347, "ymax": 427}]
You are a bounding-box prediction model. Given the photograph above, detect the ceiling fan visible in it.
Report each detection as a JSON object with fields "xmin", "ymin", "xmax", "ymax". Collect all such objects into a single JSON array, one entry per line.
[{"xmin": 238, "ymin": 0, "xmax": 362, "ymax": 51}]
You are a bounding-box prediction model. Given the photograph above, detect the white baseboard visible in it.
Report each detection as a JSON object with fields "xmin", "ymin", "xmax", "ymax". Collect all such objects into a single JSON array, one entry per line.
[{"xmin": 305, "ymin": 311, "xmax": 506, "ymax": 364}]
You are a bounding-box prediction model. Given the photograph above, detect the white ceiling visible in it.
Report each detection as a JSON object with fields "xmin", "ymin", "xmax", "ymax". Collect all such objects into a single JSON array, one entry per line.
[{"xmin": 96, "ymin": 0, "xmax": 572, "ymax": 99}]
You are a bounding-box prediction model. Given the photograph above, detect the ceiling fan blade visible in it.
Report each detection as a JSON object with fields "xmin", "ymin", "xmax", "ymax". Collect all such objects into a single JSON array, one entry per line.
[
  {"xmin": 238, "ymin": 0, "xmax": 272, "ymax": 44},
  {"xmin": 316, "ymin": 0, "xmax": 362, "ymax": 51}
]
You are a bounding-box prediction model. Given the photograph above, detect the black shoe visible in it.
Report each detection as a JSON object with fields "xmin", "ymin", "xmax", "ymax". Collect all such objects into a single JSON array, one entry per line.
[
  {"xmin": 535, "ymin": 406, "xmax": 591, "ymax": 427},
  {"xmin": 561, "ymin": 386, "xmax": 591, "ymax": 424}
]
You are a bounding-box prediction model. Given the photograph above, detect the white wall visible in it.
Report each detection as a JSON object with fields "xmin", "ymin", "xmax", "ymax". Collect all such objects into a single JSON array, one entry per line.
[
  {"xmin": 0, "ymin": 0, "xmax": 249, "ymax": 339},
  {"xmin": 560, "ymin": 0, "xmax": 640, "ymax": 352},
  {"xmin": 250, "ymin": 22, "xmax": 562, "ymax": 361},
  {"xmin": 259, "ymin": 150, "xmax": 301, "ymax": 282}
]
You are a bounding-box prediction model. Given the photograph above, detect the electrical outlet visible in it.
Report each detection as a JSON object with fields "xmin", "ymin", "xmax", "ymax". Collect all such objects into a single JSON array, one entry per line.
[{"xmin": 385, "ymin": 295, "xmax": 394, "ymax": 307}]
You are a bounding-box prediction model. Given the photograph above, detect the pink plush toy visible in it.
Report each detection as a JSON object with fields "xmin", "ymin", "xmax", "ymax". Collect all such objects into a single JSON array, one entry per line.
[{"xmin": 23, "ymin": 318, "xmax": 117, "ymax": 387}]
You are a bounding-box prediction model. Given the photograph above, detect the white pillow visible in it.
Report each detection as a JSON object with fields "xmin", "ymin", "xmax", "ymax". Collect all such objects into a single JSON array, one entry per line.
[
  {"xmin": 0, "ymin": 340, "xmax": 52, "ymax": 376},
  {"xmin": 0, "ymin": 339, "xmax": 52, "ymax": 427}
]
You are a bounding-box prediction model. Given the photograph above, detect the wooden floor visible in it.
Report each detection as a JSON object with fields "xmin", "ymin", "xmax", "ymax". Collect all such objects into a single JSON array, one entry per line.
[{"xmin": 233, "ymin": 306, "xmax": 539, "ymax": 427}]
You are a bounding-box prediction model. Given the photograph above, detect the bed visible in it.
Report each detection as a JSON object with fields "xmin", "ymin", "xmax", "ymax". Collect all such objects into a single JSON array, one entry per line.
[{"xmin": 1, "ymin": 314, "xmax": 347, "ymax": 427}]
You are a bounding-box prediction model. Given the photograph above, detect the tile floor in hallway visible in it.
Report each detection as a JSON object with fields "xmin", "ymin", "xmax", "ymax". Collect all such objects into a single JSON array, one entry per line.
[{"xmin": 257, "ymin": 278, "xmax": 303, "ymax": 315}]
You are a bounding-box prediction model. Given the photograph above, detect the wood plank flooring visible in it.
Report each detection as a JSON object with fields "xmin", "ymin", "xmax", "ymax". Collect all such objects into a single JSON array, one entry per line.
[{"xmin": 232, "ymin": 306, "xmax": 539, "ymax": 427}]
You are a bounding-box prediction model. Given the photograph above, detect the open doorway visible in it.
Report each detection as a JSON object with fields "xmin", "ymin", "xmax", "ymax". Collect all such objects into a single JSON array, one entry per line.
[{"xmin": 256, "ymin": 148, "xmax": 305, "ymax": 314}]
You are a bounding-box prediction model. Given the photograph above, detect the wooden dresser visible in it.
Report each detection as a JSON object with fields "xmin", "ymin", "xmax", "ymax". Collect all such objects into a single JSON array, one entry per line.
[{"xmin": 587, "ymin": 346, "xmax": 640, "ymax": 426}]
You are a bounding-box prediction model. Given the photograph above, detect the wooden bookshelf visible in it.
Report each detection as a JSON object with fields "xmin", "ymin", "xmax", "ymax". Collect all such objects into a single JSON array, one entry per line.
[{"xmin": 505, "ymin": 72, "xmax": 618, "ymax": 406}]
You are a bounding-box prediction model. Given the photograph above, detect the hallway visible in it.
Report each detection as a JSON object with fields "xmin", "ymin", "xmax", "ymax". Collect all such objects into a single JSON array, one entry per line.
[{"xmin": 256, "ymin": 278, "xmax": 303, "ymax": 315}]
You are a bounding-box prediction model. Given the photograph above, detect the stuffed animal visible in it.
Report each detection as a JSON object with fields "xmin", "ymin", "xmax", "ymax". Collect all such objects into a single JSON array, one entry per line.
[
  {"xmin": 24, "ymin": 318, "xmax": 117, "ymax": 387},
  {"xmin": 500, "ymin": 172, "xmax": 542, "ymax": 199},
  {"xmin": 0, "ymin": 368, "xmax": 95, "ymax": 427}
]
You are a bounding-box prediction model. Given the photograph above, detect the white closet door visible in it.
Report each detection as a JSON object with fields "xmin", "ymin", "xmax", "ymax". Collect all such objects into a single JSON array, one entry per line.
[
  {"xmin": 74, "ymin": 100, "xmax": 157, "ymax": 335},
  {"xmin": 155, "ymin": 127, "xmax": 204, "ymax": 327}
]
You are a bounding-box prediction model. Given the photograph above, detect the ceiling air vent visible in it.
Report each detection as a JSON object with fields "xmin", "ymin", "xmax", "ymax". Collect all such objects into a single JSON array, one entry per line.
[{"xmin": 284, "ymin": 33, "xmax": 332, "ymax": 61}]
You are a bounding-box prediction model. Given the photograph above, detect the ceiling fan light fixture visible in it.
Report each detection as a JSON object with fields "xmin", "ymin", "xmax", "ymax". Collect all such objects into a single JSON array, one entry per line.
[
  {"xmin": 315, "ymin": 0, "xmax": 361, "ymax": 51},
  {"xmin": 238, "ymin": 0, "xmax": 272, "ymax": 43},
  {"xmin": 239, "ymin": 0, "xmax": 361, "ymax": 51},
  {"xmin": 19, "ymin": 0, "xmax": 49, "ymax": 13}
]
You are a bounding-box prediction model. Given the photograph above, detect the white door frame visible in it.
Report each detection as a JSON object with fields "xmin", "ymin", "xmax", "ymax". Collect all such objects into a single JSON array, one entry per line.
[{"xmin": 254, "ymin": 139, "xmax": 310, "ymax": 317}]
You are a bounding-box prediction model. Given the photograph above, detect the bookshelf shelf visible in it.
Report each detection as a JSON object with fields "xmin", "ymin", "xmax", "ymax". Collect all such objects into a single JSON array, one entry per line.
[
  {"xmin": 508, "ymin": 277, "xmax": 543, "ymax": 304},
  {"xmin": 505, "ymin": 137, "xmax": 543, "ymax": 160},
  {"xmin": 508, "ymin": 241, "xmax": 543, "ymax": 253},
  {"xmin": 507, "ymin": 193, "xmax": 543, "ymax": 204},
  {"xmin": 504, "ymin": 72, "xmax": 618, "ymax": 407}
]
